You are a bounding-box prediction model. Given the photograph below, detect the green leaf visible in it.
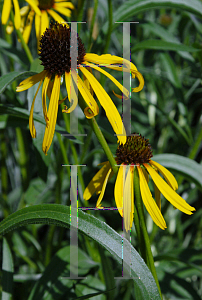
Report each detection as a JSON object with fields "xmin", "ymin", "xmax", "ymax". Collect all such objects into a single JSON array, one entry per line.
[
  {"xmin": 152, "ymin": 154, "xmax": 202, "ymax": 188},
  {"xmin": 0, "ymin": 71, "xmax": 37, "ymax": 94},
  {"xmin": 0, "ymin": 104, "xmax": 83, "ymax": 144},
  {"xmin": 102, "ymin": 0, "xmax": 202, "ymax": 33},
  {"xmin": 0, "ymin": 204, "xmax": 161, "ymax": 300},
  {"xmin": 28, "ymin": 246, "xmax": 100, "ymax": 300},
  {"xmin": 2, "ymin": 238, "xmax": 14, "ymax": 300},
  {"xmin": 132, "ymin": 40, "xmax": 200, "ymax": 53},
  {"xmin": 160, "ymin": 53, "xmax": 182, "ymax": 88}
]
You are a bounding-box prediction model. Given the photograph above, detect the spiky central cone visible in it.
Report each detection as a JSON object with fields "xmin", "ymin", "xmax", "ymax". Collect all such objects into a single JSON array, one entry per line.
[
  {"xmin": 115, "ymin": 134, "xmax": 153, "ymax": 165},
  {"xmin": 39, "ymin": 22, "xmax": 86, "ymax": 75},
  {"xmin": 38, "ymin": 0, "xmax": 54, "ymax": 10}
]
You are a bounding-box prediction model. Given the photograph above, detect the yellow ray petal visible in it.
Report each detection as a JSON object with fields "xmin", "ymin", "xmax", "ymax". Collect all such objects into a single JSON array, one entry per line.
[
  {"xmin": 42, "ymin": 73, "xmax": 51, "ymax": 124},
  {"xmin": 54, "ymin": 1, "xmax": 74, "ymax": 9},
  {"xmin": 53, "ymin": 6, "xmax": 71, "ymax": 17},
  {"xmin": 79, "ymin": 66, "xmax": 126, "ymax": 144},
  {"xmin": 96, "ymin": 166, "xmax": 112, "ymax": 207},
  {"xmin": 123, "ymin": 166, "xmax": 132, "ymax": 232},
  {"xmin": 83, "ymin": 162, "xmax": 111, "ymax": 200},
  {"xmin": 142, "ymin": 168, "xmax": 149, "ymax": 183},
  {"xmin": 47, "ymin": 9, "xmax": 65, "ymax": 23},
  {"xmin": 25, "ymin": 0, "xmax": 41, "ymax": 15},
  {"xmin": 144, "ymin": 163, "xmax": 195, "ymax": 214},
  {"xmin": 2, "ymin": 0, "xmax": 12, "ymax": 25},
  {"xmin": 82, "ymin": 63, "xmax": 129, "ymax": 98},
  {"xmin": 130, "ymin": 166, "xmax": 135, "ymax": 228},
  {"xmin": 114, "ymin": 164, "xmax": 125, "ymax": 217},
  {"xmin": 76, "ymin": 71, "xmax": 99, "ymax": 118},
  {"xmin": 42, "ymin": 75, "xmax": 61, "ymax": 155},
  {"xmin": 40, "ymin": 10, "xmax": 49, "ymax": 37},
  {"xmin": 13, "ymin": 0, "xmax": 21, "ymax": 29},
  {"xmin": 154, "ymin": 181, "xmax": 161, "ymax": 211},
  {"xmin": 150, "ymin": 160, "xmax": 178, "ymax": 190},
  {"xmin": 63, "ymin": 71, "xmax": 77, "ymax": 113},
  {"xmin": 22, "ymin": 10, "xmax": 34, "ymax": 44},
  {"xmin": 84, "ymin": 54, "xmax": 144, "ymax": 93},
  {"xmin": 16, "ymin": 70, "xmax": 46, "ymax": 92},
  {"xmin": 137, "ymin": 165, "xmax": 167, "ymax": 230},
  {"xmin": 82, "ymin": 68, "xmax": 94, "ymax": 96},
  {"xmin": 29, "ymin": 78, "xmax": 43, "ymax": 138}
]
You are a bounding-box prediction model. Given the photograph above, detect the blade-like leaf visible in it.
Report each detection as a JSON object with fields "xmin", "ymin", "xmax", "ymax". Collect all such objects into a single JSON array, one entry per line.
[
  {"xmin": 0, "ymin": 104, "xmax": 82, "ymax": 144},
  {"xmin": 0, "ymin": 204, "xmax": 161, "ymax": 300},
  {"xmin": 152, "ymin": 154, "xmax": 202, "ymax": 188},
  {"xmin": 132, "ymin": 40, "xmax": 200, "ymax": 53},
  {"xmin": 2, "ymin": 238, "xmax": 14, "ymax": 300},
  {"xmin": 0, "ymin": 71, "xmax": 37, "ymax": 94},
  {"xmin": 102, "ymin": 0, "xmax": 202, "ymax": 33}
]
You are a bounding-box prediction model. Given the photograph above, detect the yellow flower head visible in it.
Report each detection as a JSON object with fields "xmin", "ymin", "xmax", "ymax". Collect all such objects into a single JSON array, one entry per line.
[
  {"xmin": 83, "ymin": 134, "xmax": 195, "ymax": 232},
  {"xmin": 2, "ymin": 0, "xmax": 21, "ymax": 29},
  {"xmin": 16, "ymin": 22, "xmax": 144, "ymax": 155},
  {"xmin": 5, "ymin": 0, "xmax": 74, "ymax": 46}
]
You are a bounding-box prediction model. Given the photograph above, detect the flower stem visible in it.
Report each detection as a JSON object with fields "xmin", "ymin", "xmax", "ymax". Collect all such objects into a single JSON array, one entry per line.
[
  {"xmin": 10, "ymin": 10, "xmax": 33, "ymax": 64},
  {"xmin": 78, "ymin": 96, "xmax": 118, "ymax": 175},
  {"xmin": 134, "ymin": 167, "xmax": 162, "ymax": 299},
  {"xmin": 103, "ymin": 0, "xmax": 113, "ymax": 54}
]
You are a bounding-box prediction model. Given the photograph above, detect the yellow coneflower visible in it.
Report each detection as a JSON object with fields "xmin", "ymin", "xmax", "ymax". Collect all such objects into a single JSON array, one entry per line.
[
  {"xmin": 16, "ymin": 22, "xmax": 144, "ymax": 155},
  {"xmin": 2, "ymin": 0, "xmax": 22, "ymax": 29},
  {"xmin": 83, "ymin": 134, "xmax": 195, "ymax": 232},
  {"xmin": 5, "ymin": 0, "xmax": 74, "ymax": 46}
]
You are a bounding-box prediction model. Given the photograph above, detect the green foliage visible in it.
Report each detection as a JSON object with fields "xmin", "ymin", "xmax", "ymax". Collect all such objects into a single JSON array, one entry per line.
[{"xmin": 0, "ymin": 0, "xmax": 202, "ymax": 299}]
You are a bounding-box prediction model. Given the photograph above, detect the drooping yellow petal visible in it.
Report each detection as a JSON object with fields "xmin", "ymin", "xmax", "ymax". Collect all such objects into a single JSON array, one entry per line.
[
  {"xmin": 130, "ymin": 166, "xmax": 134, "ymax": 228},
  {"xmin": 16, "ymin": 70, "xmax": 46, "ymax": 92},
  {"xmin": 76, "ymin": 71, "xmax": 99, "ymax": 118},
  {"xmin": 96, "ymin": 166, "xmax": 112, "ymax": 207},
  {"xmin": 82, "ymin": 67, "xmax": 94, "ymax": 96},
  {"xmin": 13, "ymin": 0, "xmax": 21, "ymax": 29},
  {"xmin": 84, "ymin": 53, "xmax": 144, "ymax": 93},
  {"xmin": 63, "ymin": 71, "xmax": 78, "ymax": 113},
  {"xmin": 47, "ymin": 9, "xmax": 65, "ymax": 23},
  {"xmin": 40, "ymin": 10, "xmax": 49, "ymax": 37},
  {"xmin": 83, "ymin": 162, "xmax": 111, "ymax": 200},
  {"xmin": 114, "ymin": 164, "xmax": 125, "ymax": 217},
  {"xmin": 150, "ymin": 160, "xmax": 178, "ymax": 190},
  {"xmin": 42, "ymin": 75, "xmax": 61, "ymax": 155},
  {"xmin": 29, "ymin": 78, "xmax": 43, "ymax": 138},
  {"xmin": 144, "ymin": 163, "xmax": 195, "ymax": 215},
  {"xmin": 42, "ymin": 74, "xmax": 51, "ymax": 124},
  {"xmin": 54, "ymin": 1, "xmax": 74, "ymax": 9},
  {"xmin": 25, "ymin": 0, "xmax": 41, "ymax": 15},
  {"xmin": 2, "ymin": 0, "xmax": 11, "ymax": 25},
  {"xmin": 82, "ymin": 63, "xmax": 129, "ymax": 98},
  {"xmin": 137, "ymin": 165, "xmax": 167, "ymax": 230},
  {"xmin": 142, "ymin": 168, "xmax": 149, "ymax": 183},
  {"xmin": 79, "ymin": 66, "xmax": 126, "ymax": 144},
  {"xmin": 123, "ymin": 166, "xmax": 132, "ymax": 232},
  {"xmin": 22, "ymin": 10, "xmax": 34, "ymax": 44},
  {"xmin": 53, "ymin": 6, "xmax": 71, "ymax": 17}
]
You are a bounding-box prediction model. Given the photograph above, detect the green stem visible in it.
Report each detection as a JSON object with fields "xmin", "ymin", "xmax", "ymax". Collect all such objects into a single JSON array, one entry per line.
[
  {"xmin": 87, "ymin": 0, "xmax": 98, "ymax": 52},
  {"xmin": 134, "ymin": 167, "xmax": 162, "ymax": 299},
  {"xmin": 16, "ymin": 128, "xmax": 29, "ymax": 192},
  {"xmin": 78, "ymin": 96, "xmax": 118, "ymax": 175},
  {"xmin": 103, "ymin": 0, "xmax": 113, "ymax": 54},
  {"xmin": 10, "ymin": 10, "xmax": 33, "ymax": 64},
  {"xmin": 188, "ymin": 126, "xmax": 202, "ymax": 160}
]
